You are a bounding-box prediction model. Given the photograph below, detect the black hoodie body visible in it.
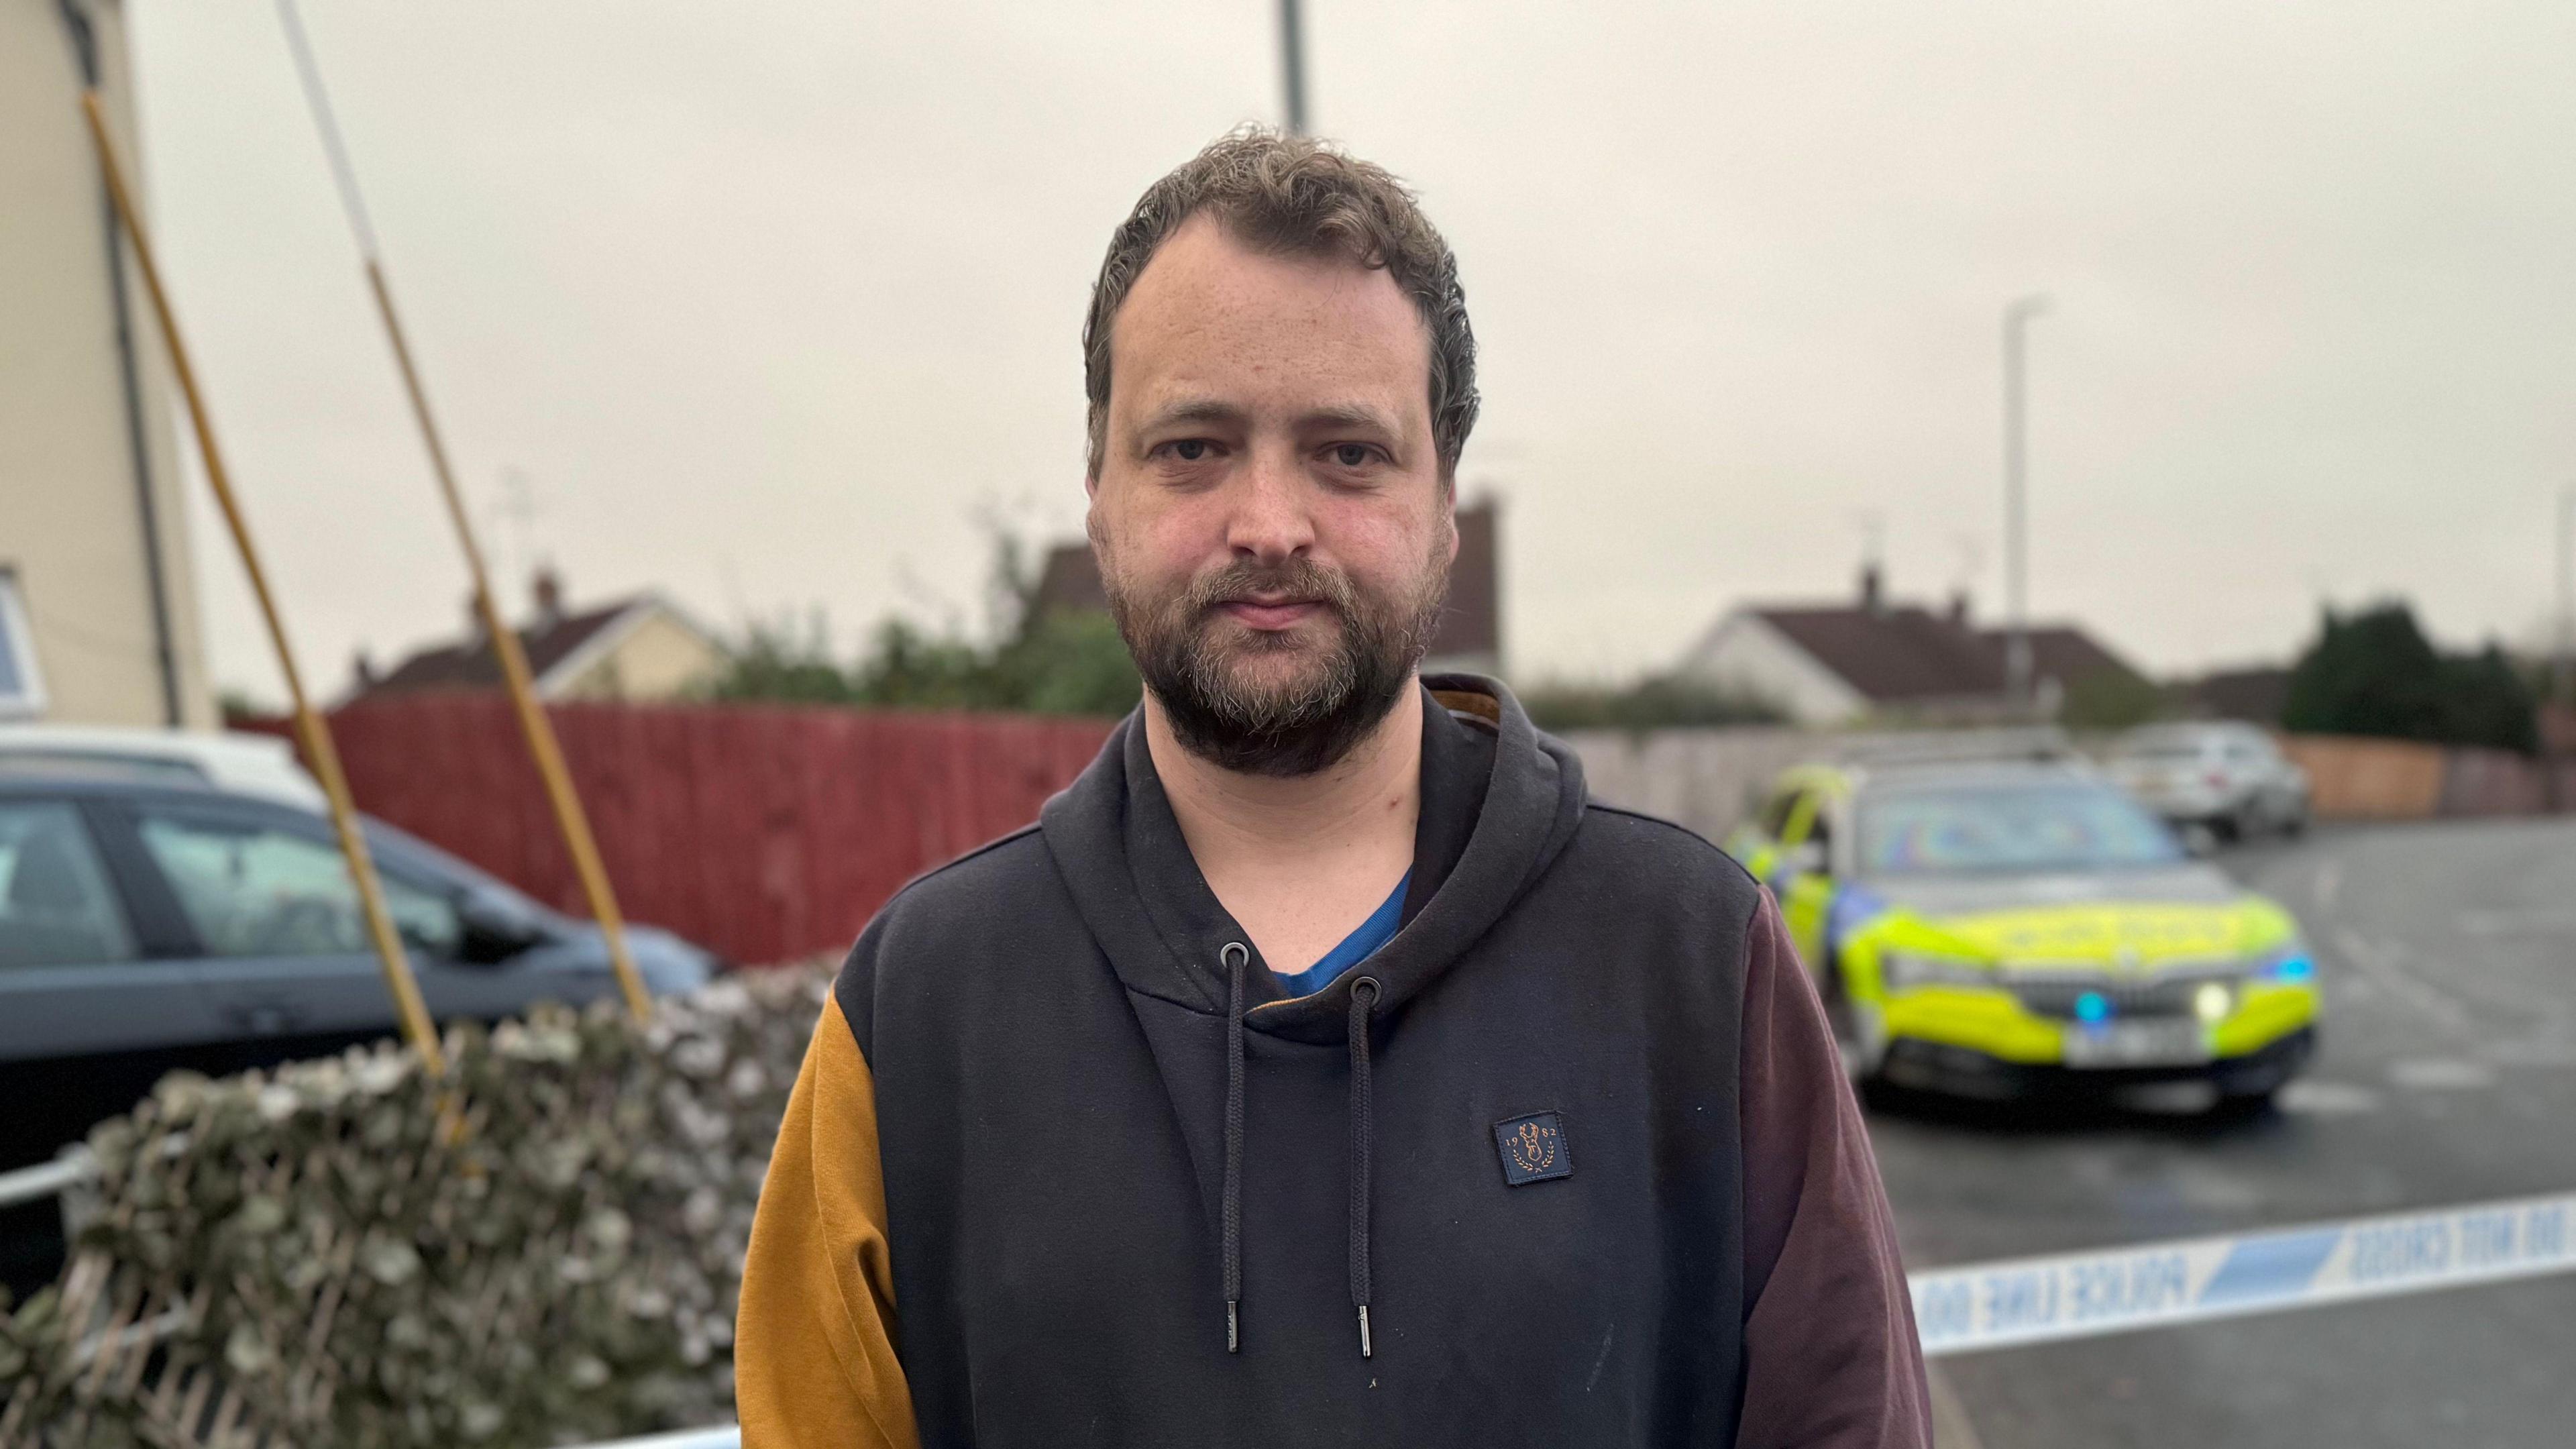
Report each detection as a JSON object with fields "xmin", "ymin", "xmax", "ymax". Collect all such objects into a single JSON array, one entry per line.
[{"xmin": 735, "ymin": 679, "xmax": 1928, "ymax": 1448}]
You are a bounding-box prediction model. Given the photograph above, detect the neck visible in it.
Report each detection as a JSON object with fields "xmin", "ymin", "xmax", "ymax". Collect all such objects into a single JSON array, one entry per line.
[{"xmin": 1145, "ymin": 684, "xmax": 1426, "ymax": 880}]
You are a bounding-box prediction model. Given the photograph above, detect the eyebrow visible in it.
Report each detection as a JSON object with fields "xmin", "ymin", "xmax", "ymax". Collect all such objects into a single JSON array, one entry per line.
[
  {"xmin": 1299, "ymin": 402, "xmax": 1403, "ymax": 435},
  {"xmin": 1136, "ymin": 397, "xmax": 1403, "ymax": 436},
  {"xmin": 1137, "ymin": 398, "xmax": 1250, "ymax": 433}
]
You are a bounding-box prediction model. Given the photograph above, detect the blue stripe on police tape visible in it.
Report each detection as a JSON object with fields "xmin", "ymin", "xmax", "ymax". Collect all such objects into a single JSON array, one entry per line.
[{"xmin": 2195, "ymin": 1227, "xmax": 2342, "ymax": 1307}]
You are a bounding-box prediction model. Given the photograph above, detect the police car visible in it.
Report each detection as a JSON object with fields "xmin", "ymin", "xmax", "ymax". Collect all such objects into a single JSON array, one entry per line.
[{"xmin": 1726, "ymin": 739, "xmax": 2318, "ymax": 1106}]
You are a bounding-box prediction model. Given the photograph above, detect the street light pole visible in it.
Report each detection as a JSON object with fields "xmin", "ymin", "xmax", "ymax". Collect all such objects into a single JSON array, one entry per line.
[
  {"xmin": 1279, "ymin": 0, "xmax": 1309, "ymax": 135},
  {"xmin": 2556, "ymin": 485, "xmax": 2574, "ymax": 706},
  {"xmin": 2002, "ymin": 294, "xmax": 2051, "ymax": 714}
]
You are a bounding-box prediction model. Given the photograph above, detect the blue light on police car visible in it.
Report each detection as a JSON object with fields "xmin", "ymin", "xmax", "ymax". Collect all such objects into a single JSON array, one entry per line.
[
  {"xmin": 2074, "ymin": 991, "xmax": 2112, "ymax": 1025},
  {"xmin": 2268, "ymin": 953, "xmax": 2315, "ymax": 983}
]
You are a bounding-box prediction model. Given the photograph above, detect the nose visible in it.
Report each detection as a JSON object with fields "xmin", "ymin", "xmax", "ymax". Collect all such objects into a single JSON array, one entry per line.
[{"xmin": 1223, "ymin": 442, "xmax": 1315, "ymax": 567}]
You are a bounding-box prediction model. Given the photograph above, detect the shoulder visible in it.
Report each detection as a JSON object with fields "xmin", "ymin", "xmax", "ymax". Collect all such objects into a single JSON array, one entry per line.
[
  {"xmin": 1536, "ymin": 800, "xmax": 1767, "ymax": 942},
  {"xmin": 1574, "ymin": 800, "xmax": 1762, "ymax": 890},
  {"xmin": 873, "ymin": 824, "xmax": 1055, "ymax": 926},
  {"xmin": 832, "ymin": 824, "xmax": 1067, "ymax": 1048}
]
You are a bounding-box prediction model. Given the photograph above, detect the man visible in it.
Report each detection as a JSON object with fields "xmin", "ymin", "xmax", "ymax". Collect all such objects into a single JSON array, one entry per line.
[{"xmin": 738, "ymin": 129, "xmax": 1929, "ymax": 1447}]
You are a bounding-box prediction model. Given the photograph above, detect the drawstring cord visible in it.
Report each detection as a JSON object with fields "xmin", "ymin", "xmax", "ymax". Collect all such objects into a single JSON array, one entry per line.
[
  {"xmin": 1216, "ymin": 948, "xmax": 1383, "ymax": 1361},
  {"xmin": 1348, "ymin": 975, "xmax": 1380, "ymax": 1358},
  {"xmin": 1222, "ymin": 941, "xmax": 1248, "ymax": 1352}
]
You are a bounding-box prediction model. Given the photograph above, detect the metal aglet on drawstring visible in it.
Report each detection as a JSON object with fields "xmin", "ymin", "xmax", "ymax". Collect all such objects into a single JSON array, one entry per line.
[
  {"xmin": 1348, "ymin": 975, "xmax": 1380, "ymax": 1360},
  {"xmin": 1220, "ymin": 942, "xmax": 1250, "ymax": 1354}
]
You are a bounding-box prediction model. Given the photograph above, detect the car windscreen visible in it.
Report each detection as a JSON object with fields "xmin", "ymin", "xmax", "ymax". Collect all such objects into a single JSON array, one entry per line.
[{"xmin": 1856, "ymin": 781, "xmax": 2186, "ymax": 876}]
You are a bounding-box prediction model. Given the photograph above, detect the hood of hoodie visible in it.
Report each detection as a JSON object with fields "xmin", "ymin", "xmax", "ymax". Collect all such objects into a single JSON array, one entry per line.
[{"xmin": 1038, "ymin": 674, "xmax": 1590, "ymax": 1047}]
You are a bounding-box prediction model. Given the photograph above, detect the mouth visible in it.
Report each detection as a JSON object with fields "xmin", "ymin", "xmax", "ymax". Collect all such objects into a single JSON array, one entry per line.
[{"xmin": 1214, "ymin": 596, "xmax": 1328, "ymax": 632}]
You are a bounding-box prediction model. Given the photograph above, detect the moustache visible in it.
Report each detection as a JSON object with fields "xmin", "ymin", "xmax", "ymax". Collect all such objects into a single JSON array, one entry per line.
[{"xmin": 1183, "ymin": 561, "xmax": 1358, "ymax": 619}]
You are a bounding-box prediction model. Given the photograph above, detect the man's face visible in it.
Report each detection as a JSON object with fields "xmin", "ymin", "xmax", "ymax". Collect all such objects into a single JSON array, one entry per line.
[{"xmin": 1089, "ymin": 215, "xmax": 1458, "ymax": 777}]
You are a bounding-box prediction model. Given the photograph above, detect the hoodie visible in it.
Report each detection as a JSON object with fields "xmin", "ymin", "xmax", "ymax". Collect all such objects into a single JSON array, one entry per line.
[{"xmin": 736, "ymin": 678, "xmax": 1929, "ymax": 1448}]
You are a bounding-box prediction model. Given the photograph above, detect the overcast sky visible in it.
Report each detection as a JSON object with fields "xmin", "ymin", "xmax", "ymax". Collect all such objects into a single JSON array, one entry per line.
[{"xmin": 129, "ymin": 1, "xmax": 2576, "ymax": 703}]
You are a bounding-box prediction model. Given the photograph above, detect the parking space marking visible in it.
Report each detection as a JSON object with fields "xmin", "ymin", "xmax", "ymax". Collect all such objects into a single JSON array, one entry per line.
[
  {"xmin": 2331, "ymin": 927, "xmax": 2473, "ymax": 1033},
  {"xmin": 1909, "ymin": 1191, "xmax": 2576, "ymax": 1357},
  {"xmin": 2275, "ymin": 1079, "xmax": 2382, "ymax": 1116},
  {"xmin": 2456, "ymin": 908, "xmax": 2576, "ymax": 937},
  {"xmin": 2388, "ymin": 1058, "xmax": 2499, "ymax": 1092}
]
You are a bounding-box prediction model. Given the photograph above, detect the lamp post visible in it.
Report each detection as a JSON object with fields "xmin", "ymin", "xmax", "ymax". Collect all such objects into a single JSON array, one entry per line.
[
  {"xmin": 2557, "ymin": 485, "xmax": 2573, "ymax": 706},
  {"xmin": 2002, "ymin": 294, "xmax": 2051, "ymax": 714},
  {"xmin": 1279, "ymin": 0, "xmax": 1309, "ymax": 135}
]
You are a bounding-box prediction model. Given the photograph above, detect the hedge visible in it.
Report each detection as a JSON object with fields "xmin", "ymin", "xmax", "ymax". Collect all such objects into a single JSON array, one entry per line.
[{"xmin": 0, "ymin": 966, "xmax": 828, "ymax": 1448}]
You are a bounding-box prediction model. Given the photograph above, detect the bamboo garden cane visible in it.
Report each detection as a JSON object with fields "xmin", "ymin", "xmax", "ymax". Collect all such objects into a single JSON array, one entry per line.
[
  {"xmin": 78, "ymin": 91, "xmax": 446, "ymax": 1075},
  {"xmin": 274, "ymin": 0, "xmax": 653, "ymax": 1021}
]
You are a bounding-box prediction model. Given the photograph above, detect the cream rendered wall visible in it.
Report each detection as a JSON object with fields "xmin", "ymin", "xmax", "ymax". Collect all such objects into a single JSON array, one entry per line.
[
  {"xmin": 1674, "ymin": 610, "xmax": 1868, "ymax": 726},
  {"xmin": 0, "ymin": 0, "xmax": 214, "ymax": 727},
  {"xmin": 553, "ymin": 608, "xmax": 727, "ymax": 702}
]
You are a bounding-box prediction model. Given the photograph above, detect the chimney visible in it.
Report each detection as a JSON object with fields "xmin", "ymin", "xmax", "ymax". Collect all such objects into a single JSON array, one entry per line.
[
  {"xmin": 532, "ymin": 565, "xmax": 566, "ymax": 629},
  {"xmin": 1859, "ymin": 563, "xmax": 1884, "ymax": 615},
  {"xmin": 352, "ymin": 649, "xmax": 377, "ymax": 692},
  {"xmin": 1947, "ymin": 590, "xmax": 1970, "ymax": 627}
]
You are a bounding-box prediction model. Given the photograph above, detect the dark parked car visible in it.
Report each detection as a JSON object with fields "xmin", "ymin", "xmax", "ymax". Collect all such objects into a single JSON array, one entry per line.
[{"xmin": 0, "ymin": 769, "xmax": 717, "ymax": 1178}]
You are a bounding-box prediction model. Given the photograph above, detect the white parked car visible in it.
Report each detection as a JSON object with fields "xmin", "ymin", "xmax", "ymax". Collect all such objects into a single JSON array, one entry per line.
[
  {"xmin": 0, "ymin": 724, "xmax": 326, "ymax": 810},
  {"xmin": 2103, "ymin": 722, "xmax": 2310, "ymax": 841}
]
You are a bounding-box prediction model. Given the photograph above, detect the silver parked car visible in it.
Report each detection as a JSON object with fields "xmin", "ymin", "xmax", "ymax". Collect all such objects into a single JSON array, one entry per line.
[{"xmin": 2103, "ymin": 722, "xmax": 2310, "ymax": 841}]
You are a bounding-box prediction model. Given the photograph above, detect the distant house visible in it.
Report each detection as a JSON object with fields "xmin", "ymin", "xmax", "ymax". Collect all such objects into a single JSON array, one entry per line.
[
  {"xmin": 1030, "ymin": 497, "xmax": 1505, "ymax": 677},
  {"xmin": 1675, "ymin": 567, "xmax": 2149, "ymax": 726},
  {"xmin": 348, "ymin": 569, "xmax": 727, "ymax": 705}
]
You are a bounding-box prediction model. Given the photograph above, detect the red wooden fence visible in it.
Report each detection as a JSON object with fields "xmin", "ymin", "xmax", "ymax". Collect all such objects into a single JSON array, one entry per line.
[{"xmin": 252, "ymin": 694, "xmax": 1114, "ymax": 965}]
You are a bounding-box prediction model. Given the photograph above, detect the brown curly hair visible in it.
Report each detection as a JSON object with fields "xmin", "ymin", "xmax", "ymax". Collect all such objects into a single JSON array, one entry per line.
[{"xmin": 1082, "ymin": 127, "xmax": 1479, "ymax": 480}]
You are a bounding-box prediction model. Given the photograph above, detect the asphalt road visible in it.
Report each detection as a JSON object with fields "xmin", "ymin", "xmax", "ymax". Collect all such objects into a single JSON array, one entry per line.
[{"xmin": 1870, "ymin": 816, "xmax": 2576, "ymax": 1449}]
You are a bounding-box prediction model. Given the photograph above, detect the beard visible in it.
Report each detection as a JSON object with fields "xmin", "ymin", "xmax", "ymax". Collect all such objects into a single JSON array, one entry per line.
[{"xmin": 1095, "ymin": 533, "xmax": 1451, "ymax": 778}]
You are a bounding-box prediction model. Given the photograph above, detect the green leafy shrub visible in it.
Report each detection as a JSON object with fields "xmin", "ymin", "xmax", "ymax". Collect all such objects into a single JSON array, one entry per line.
[{"xmin": 2282, "ymin": 602, "xmax": 2538, "ymax": 753}]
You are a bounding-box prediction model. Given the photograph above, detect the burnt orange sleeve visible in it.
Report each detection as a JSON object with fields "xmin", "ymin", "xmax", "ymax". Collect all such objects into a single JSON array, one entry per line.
[{"xmin": 736, "ymin": 994, "xmax": 920, "ymax": 1449}]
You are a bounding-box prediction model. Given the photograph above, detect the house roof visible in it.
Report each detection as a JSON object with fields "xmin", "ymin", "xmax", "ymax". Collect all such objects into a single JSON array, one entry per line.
[
  {"xmin": 1748, "ymin": 604, "xmax": 2143, "ymax": 704},
  {"xmin": 1755, "ymin": 606, "xmax": 2004, "ymax": 702},
  {"xmin": 1996, "ymin": 627, "xmax": 2148, "ymax": 694},
  {"xmin": 358, "ymin": 598, "xmax": 644, "ymax": 699},
  {"xmin": 1031, "ymin": 544, "xmax": 1110, "ymax": 618}
]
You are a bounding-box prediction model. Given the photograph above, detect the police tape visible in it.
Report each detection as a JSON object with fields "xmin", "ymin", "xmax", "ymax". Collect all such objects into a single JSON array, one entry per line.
[
  {"xmin": 1909, "ymin": 1189, "xmax": 2576, "ymax": 1356},
  {"xmin": 556, "ymin": 1190, "xmax": 2576, "ymax": 1448}
]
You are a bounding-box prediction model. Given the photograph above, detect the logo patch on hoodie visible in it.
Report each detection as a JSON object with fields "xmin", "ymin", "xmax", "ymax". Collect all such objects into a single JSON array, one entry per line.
[{"xmin": 1493, "ymin": 1112, "xmax": 1572, "ymax": 1185}]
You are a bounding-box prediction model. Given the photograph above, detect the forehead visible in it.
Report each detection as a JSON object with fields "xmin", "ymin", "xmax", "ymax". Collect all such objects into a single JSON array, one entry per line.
[{"xmin": 1110, "ymin": 215, "xmax": 1431, "ymax": 418}]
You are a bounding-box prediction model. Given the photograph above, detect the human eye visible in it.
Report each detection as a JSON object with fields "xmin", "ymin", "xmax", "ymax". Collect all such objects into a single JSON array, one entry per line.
[
  {"xmin": 1323, "ymin": 441, "xmax": 1387, "ymax": 470},
  {"xmin": 1151, "ymin": 438, "xmax": 1222, "ymax": 463}
]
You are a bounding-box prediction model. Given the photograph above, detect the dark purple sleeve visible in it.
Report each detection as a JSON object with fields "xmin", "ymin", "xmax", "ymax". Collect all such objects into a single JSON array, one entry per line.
[{"xmin": 1735, "ymin": 890, "xmax": 1932, "ymax": 1448}]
